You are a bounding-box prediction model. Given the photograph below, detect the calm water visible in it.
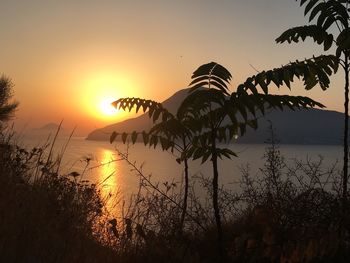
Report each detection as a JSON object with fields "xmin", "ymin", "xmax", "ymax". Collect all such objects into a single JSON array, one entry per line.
[{"xmin": 20, "ymin": 134, "xmax": 343, "ymax": 212}]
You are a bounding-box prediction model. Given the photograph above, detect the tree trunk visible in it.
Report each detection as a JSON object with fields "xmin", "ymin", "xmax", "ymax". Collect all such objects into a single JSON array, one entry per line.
[
  {"xmin": 179, "ymin": 157, "xmax": 189, "ymax": 233},
  {"xmin": 211, "ymin": 136, "xmax": 224, "ymax": 261},
  {"xmin": 343, "ymin": 58, "xmax": 349, "ymax": 212}
]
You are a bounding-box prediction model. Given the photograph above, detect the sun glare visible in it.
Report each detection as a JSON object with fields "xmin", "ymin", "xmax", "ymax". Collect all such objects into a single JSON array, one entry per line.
[
  {"xmin": 99, "ymin": 98, "xmax": 118, "ymax": 116},
  {"xmin": 80, "ymin": 71, "xmax": 139, "ymax": 122}
]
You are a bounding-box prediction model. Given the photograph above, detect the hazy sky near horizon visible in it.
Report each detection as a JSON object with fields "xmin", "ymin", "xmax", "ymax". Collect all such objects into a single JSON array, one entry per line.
[{"xmin": 0, "ymin": 0, "xmax": 343, "ymax": 135}]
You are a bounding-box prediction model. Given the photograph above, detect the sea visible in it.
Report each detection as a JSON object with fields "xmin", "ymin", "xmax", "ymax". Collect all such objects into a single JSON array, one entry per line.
[{"xmin": 19, "ymin": 134, "xmax": 343, "ymax": 213}]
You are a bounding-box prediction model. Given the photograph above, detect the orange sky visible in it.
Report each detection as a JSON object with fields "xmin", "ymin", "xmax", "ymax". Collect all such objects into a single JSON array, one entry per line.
[{"xmin": 0, "ymin": 0, "xmax": 344, "ymax": 136}]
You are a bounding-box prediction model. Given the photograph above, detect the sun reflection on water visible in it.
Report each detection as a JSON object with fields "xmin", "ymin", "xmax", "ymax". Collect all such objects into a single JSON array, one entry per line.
[{"xmin": 98, "ymin": 149, "xmax": 120, "ymax": 216}]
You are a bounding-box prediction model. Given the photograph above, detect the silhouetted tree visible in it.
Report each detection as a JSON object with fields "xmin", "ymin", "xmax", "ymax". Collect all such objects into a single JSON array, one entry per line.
[
  {"xmin": 110, "ymin": 98, "xmax": 195, "ymax": 233},
  {"xmin": 276, "ymin": 0, "xmax": 349, "ymax": 210},
  {"xmin": 110, "ymin": 58, "xmax": 336, "ymax": 261},
  {"xmin": 180, "ymin": 61, "xmax": 333, "ymax": 261},
  {"xmin": 0, "ymin": 75, "xmax": 18, "ymax": 128}
]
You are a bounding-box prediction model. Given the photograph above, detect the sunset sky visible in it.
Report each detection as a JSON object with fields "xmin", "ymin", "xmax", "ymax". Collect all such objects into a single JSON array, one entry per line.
[{"xmin": 1, "ymin": 0, "xmax": 343, "ymax": 136}]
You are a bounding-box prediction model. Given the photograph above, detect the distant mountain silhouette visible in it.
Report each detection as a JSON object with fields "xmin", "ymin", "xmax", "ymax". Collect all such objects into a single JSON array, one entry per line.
[
  {"xmin": 86, "ymin": 89, "xmax": 346, "ymax": 145},
  {"xmin": 37, "ymin": 123, "xmax": 63, "ymax": 131},
  {"xmin": 29, "ymin": 122, "xmax": 68, "ymax": 137},
  {"xmin": 237, "ymin": 108, "xmax": 344, "ymax": 145}
]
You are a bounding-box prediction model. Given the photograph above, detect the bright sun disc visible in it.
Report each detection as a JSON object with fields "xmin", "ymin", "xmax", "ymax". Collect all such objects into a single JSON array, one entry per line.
[{"xmin": 99, "ymin": 98, "xmax": 118, "ymax": 116}]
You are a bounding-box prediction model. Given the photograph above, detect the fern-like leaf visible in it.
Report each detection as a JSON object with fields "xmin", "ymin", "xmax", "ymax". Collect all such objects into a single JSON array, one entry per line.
[
  {"xmin": 297, "ymin": 0, "xmax": 349, "ymax": 29},
  {"xmin": 276, "ymin": 25, "xmax": 334, "ymax": 51},
  {"xmin": 111, "ymin": 97, "xmax": 174, "ymax": 123},
  {"xmin": 240, "ymin": 55, "xmax": 338, "ymax": 94},
  {"xmin": 189, "ymin": 62, "xmax": 232, "ymax": 95}
]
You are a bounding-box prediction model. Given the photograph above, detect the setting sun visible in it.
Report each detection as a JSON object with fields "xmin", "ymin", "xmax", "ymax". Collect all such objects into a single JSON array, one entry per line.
[
  {"xmin": 78, "ymin": 71, "xmax": 140, "ymax": 123},
  {"xmin": 99, "ymin": 98, "xmax": 118, "ymax": 116}
]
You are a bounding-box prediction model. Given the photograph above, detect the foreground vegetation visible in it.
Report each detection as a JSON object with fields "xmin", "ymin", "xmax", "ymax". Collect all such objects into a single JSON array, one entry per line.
[
  {"xmin": 0, "ymin": 130, "xmax": 117, "ymax": 262},
  {"xmin": 1, "ymin": 124, "xmax": 350, "ymax": 262}
]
